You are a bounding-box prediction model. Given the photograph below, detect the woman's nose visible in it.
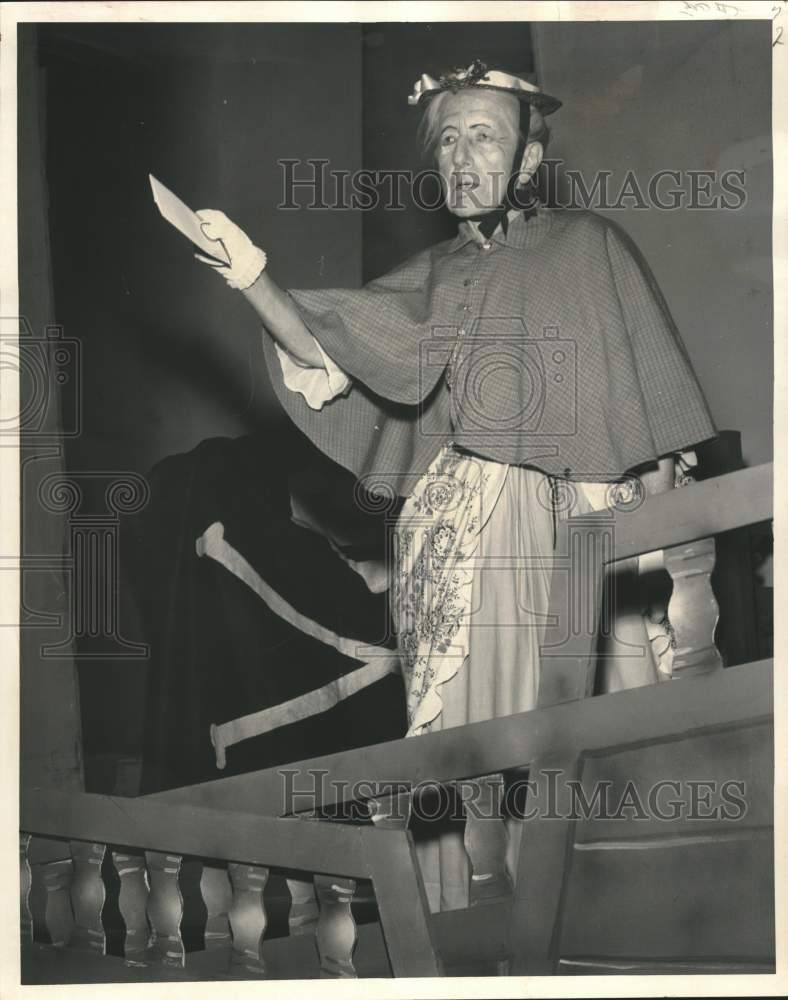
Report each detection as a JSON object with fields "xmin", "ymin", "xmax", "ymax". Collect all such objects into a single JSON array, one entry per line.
[{"xmin": 452, "ymin": 135, "xmax": 472, "ymax": 170}]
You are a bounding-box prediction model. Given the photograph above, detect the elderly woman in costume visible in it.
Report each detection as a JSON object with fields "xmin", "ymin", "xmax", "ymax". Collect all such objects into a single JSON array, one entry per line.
[{"xmin": 195, "ymin": 61, "xmax": 716, "ymax": 912}]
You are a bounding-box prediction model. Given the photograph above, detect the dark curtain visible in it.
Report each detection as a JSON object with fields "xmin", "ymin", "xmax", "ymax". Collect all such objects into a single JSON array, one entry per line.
[{"xmin": 131, "ymin": 427, "xmax": 405, "ymax": 792}]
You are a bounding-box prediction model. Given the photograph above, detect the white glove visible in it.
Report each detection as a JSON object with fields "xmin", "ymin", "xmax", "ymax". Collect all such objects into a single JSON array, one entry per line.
[{"xmin": 194, "ymin": 209, "xmax": 267, "ymax": 290}]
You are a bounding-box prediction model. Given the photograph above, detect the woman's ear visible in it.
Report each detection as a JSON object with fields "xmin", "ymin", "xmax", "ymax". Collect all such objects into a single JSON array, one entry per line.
[{"xmin": 517, "ymin": 140, "xmax": 544, "ymax": 186}]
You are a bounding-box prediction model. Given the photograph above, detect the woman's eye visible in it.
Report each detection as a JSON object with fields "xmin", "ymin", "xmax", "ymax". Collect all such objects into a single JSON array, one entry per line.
[
  {"xmin": 475, "ymin": 130, "xmax": 493, "ymax": 143},
  {"xmin": 440, "ymin": 134, "xmax": 456, "ymax": 147}
]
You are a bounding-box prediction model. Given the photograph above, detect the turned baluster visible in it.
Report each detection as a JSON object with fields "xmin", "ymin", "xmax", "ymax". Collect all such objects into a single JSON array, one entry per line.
[
  {"xmin": 68, "ymin": 841, "xmax": 107, "ymax": 954},
  {"xmin": 227, "ymin": 863, "xmax": 269, "ymax": 975},
  {"xmin": 200, "ymin": 863, "xmax": 233, "ymax": 951},
  {"xmin": 38, "ymin": 849, "xmax": 75, "ymax": 946},
  {"xmin": 286, "ymin": 877, "xmax": 319, "ymax": 935},
  {"xmin": 20, "ymin": 834, "xmax": 32, "ymax": 943},
  {"xmin": 459, "ymin": 773, "xmax": 513, "ymax": 905},
  {"xmin": 144, "ymin": 851, "xmax": 184, "ymax": 967},
  {"xmin": 314, "ymin": 874, "xmax": 358, "ymax": 978},
  {"xmin": 111, "ymin": 850, "xmax": 150, "ymax": 957},
  {"xmin": 664, "ymin": 537, "xmax": 723, "ymax": 677}
]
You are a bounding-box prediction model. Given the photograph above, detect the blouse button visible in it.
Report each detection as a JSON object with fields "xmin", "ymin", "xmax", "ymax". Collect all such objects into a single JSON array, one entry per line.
[{"xmin": 481, "ymin": 241, "xmax": 492, "ymax": 250}]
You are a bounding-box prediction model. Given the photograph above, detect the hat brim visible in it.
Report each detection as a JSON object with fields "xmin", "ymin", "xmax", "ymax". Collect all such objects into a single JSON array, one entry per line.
[{"xmin": 418, "ymin": 84, "xmax": 562, "ymax": 116}]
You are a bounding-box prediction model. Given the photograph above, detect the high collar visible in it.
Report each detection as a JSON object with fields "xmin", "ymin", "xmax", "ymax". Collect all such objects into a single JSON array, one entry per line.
[{"xmin": 448, "ymin": 203, "xmax": 554, "ymax": 254}]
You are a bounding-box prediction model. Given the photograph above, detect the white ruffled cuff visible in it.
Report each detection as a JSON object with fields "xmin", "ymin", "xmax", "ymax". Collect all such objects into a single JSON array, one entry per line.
[{"xmin": 274, "ymin": 337, "xmax": 351, "ymax": 410}]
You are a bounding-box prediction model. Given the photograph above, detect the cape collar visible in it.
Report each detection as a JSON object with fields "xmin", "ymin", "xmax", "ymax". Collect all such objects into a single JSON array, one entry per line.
[{"xmin": 448, "ymin": 203, "xmax": 553, "ymax": 254}]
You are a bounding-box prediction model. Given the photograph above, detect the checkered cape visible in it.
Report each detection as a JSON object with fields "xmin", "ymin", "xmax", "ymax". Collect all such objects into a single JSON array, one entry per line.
[{"xmin": 261, "ymin": 207, "xmax": 716, "ymax": 496}]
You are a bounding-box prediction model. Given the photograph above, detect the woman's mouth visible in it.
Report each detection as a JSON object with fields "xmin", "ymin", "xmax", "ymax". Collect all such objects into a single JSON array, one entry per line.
[{"xmin": 452, "ymin": 173, "xmax": 480, "ymax": 193}]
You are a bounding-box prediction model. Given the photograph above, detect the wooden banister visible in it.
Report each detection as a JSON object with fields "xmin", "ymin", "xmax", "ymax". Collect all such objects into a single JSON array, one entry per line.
[
  {"xmin": 90, "ymin": 659, "xmax": 771, "ymax": 976},
  {"xmin": 20, "ymin": 463, "xmax": 773, "ymax": 980},
  {"xmin": 538, "ymin": 462, "xmax": 772, "ymax": 706},
  {"xmin": 22, "ymin": 791, "xmax": 370, "ymax": 874},
  {"xmin": 581, "ymin": 463, "xmax": 772, "ymax": 563},
  {"xmin": 20, "ymin": 790, "xmax": 442, "ymax": 978}
]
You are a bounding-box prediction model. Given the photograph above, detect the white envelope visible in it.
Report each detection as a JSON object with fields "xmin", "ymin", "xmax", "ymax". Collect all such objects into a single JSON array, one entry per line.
[{"xmin": 149, "ymin": 174, "xmax": 230, "ymax": 266}]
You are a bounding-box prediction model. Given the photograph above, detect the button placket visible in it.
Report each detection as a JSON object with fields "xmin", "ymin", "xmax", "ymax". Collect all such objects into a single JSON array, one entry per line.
[
  {"xmin": 458, "ymin": 259, "xmax": 478, "ymax": 334},
  {"xmin": 448, "ymin": 252, "xmax": 486, "ymax": 386}
]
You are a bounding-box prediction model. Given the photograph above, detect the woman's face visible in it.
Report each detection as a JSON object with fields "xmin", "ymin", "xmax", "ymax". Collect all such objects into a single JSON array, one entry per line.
[{"xmin": 434, "ymin": 89, "xmax": 521, "ymax": 216}]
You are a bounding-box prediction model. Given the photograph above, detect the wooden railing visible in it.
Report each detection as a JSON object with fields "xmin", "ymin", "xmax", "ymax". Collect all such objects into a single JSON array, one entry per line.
[
  {"xmin": 21, "ymin": 659, "xmax": 773, "ymax": 979},
  {"xmin": 21, "ymin": 789, "xmax": 441, "ymax": 980},
  {"xmin": 20, "ymin": 463, "xmax": 774, "ymax": 980},
  {"xmin": 537, "ymin": 462, "xmax": 772, "ymax": 706}
]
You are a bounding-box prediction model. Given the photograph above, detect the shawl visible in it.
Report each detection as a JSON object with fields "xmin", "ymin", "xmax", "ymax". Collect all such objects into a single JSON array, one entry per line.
[{"xmin": 261, "ymin": 207, "xmax": 716, "ymax": 497}]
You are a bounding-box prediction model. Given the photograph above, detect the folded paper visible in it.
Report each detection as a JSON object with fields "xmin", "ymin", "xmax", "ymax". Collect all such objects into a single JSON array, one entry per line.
[{"xmin": 149, "ymin": 173, "xmax": 230, "ymax": 265}]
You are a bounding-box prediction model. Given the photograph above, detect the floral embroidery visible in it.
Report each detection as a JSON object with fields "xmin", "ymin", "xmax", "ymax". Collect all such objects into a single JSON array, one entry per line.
[
  {"xmin": 393, "ymin": 445, "xmax": 508, "ymax": 735},
  {"xmin": 396, "ymin": 448, "xmax": 697, "ymax": 730}
]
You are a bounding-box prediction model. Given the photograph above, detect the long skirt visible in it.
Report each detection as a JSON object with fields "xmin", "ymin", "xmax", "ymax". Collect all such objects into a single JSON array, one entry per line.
[{"xmin": 392, "ymin": 446, "xmax": 673, "ymax": 912}]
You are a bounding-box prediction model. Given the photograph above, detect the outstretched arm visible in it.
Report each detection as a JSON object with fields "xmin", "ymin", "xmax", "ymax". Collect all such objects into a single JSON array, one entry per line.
[
  {"xmin": 240, "ymin": 272, "xmax": 323, "ymax": 368},
  {"xmin": 195, "ymin": 209, "xmax": 323, "ymax": 369}
]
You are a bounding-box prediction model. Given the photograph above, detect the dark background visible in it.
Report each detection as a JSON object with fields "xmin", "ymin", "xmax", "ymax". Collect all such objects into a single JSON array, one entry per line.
[
  {"xmin": 20, "ymin": 20, "xmax": 773, "ymax": 782},
  {"xmin": 33, "ymin": 20, "xmax": 541, "ymax": 475},
  {"xmin": 26, "ymin": 21, "xmax": 538, "ymax": 775}
]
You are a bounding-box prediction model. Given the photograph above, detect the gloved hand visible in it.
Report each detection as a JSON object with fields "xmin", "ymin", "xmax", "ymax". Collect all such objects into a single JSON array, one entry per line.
[{"xmin": 194, "ymin": 209, "xmax": 267, "ymax": 290}]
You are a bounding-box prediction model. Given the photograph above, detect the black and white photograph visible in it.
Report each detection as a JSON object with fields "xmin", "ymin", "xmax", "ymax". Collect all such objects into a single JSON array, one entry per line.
[{"xmin": 1, "ymin": 1, "xmax": 784, "ymax": 994}]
